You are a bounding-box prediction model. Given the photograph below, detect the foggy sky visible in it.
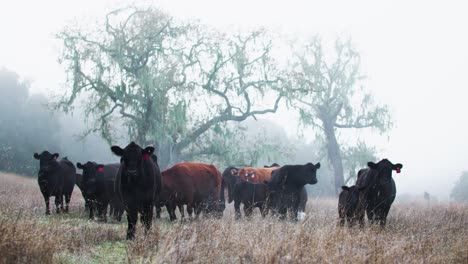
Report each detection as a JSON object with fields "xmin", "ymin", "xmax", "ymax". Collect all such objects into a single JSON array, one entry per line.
[{"xmin": 1, "ymin": 0, "xmax": 467, "ymax": 199}]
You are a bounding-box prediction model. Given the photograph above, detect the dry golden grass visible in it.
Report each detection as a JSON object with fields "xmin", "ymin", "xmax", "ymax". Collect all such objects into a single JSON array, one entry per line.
[{"xmin": 0, "ymin": 172, "xmax": 467, "ymax": 263}]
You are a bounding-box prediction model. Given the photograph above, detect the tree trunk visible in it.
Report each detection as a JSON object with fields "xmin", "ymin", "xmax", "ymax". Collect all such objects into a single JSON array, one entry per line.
[
  {"xmin": 323, "ymin": 121, "xmax": 344, "ymax": 196},
  {"xmin": 155, "ymin": 140, "xmax": 182, "ymax": 170}
]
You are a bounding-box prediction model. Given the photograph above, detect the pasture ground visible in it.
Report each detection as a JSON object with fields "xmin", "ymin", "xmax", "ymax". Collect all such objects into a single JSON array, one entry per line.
[{"xmin": 0, "ymin": 172, "xmax": 466, "ymax": 263}]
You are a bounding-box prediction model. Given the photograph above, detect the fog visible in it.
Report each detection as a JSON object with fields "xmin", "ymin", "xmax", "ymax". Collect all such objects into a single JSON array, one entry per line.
[{"xmin": 1, "ymin": 0, "xmax": 467, "ymax": 199}]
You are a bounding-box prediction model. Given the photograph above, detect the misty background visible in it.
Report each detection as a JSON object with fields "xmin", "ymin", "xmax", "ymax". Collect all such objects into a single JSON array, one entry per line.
[{"xmin": 1, "ymin": 0, "xmax": 467, "ymax": 200}]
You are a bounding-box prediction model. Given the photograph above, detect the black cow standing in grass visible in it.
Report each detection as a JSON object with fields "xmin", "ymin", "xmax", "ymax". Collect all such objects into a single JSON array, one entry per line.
[
  {"xmin": 233, "ymin": 179, "xmax": 269, "ymax": 219},
  {"xmin": 355, "ymin": 159, "xmax": 403, "ymax": 227},
  {"xmin": 338, "ymin": 185, "xmax": 360, "ymax": 227},
  {"xmin": 76, "ymin": 162, "xmax": 124, "ymax": 222},
  {"xmin": 267, "ymin": 162, "xmax": 320, "ymax": 220},
  {"xmin": 33, "ymin": 151, "xmax": 76, "ymax": 215},
  {"xmin": 111, "ymin": 142, "xmax": 161, "ymax": 240}
]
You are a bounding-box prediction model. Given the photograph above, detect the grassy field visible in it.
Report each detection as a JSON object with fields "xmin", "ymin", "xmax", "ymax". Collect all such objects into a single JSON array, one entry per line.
[{"xmin": 0, "ymin": 172, "xmax": 466, "ymax": 264}]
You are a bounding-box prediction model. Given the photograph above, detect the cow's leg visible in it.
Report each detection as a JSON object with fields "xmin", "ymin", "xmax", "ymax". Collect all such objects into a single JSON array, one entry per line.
[
  {"xmin": 44, "ymin": 195, "xmax": 50, "ymax": 215},
  {"xmin": 234, "ymin": 200, "xmax": 241, "ymax": 220},
  {"xmin": 260, "ymin": 203, "xmax": 267, "ymax": 218},
  {"xmin": 61, "ymin": 195, "xmax": 65, "ymax": 212},
  {"xmin": 166, "ymin": 204, "xmax": 176, "ymax": 221},
  {"xmin": 339, "ymin": 215, "xmax": 345, "ymax": 227},
  {"xmin": 54, "ymin": 195, "xmax": 62, "ymax": 214},
  {"xmin": 64, "ymin": 194, "xmax": 71, "ymax": 213},
  {"xmin": 155, "ymin": 205, "xmax": 161, "ymax": 219},
  {"xmin": 291, "ymin": 194, "xmax": 300, "ymax": 221},
  {"xmin": 278, "ymin": 206, "xmax": 287, "ymax": 220},
  {"xmin": 97, "ymin": 202, "xmax": 108, "ymax": 222},
  {"xmin": 186, "ymin": 203, "xmax": 194, "ymax": 219},
  {"xmin": 244, "ymin": 203, "xmax": 253, "ymax": 218},
  {"xmin": 178, "ymin": 204, "xmax": 185, "ymax": 220},
  {"xmin": 141, "ymin": 203, "xmax": 153, "ymax": 235},
  {"xmin": 194, "ymin": 204, "xmax": 202, "ymax": 219},
  {"xmin": 89, "ymin": 201, "xmax": 95, "ymax": 220},
  {"xmin": 126, "ymin": 207, "xmax": 138, "ymax": 240}
]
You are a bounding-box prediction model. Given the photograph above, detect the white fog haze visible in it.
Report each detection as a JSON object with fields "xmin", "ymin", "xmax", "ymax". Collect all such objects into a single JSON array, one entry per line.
[{"xmin": 1, "ymin": 0, "xmax": 467, "ymax": 199}]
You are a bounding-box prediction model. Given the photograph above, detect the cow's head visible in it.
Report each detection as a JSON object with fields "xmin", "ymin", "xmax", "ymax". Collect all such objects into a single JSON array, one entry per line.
[
  {"xmin": 111, "ymin": 142, "xmax": 155, "ymax": 179},
  {"xmin": 76, "ymin": 161, "xmax": 104, "ymax": 196},
  {"xmin": 367, "ymin": 159, "xmax": 402, "ymax": 184},
  {"xmin": 33, "ymin": 151, "xmax": 59, "ymax": 177},
  {"xmin": 341, "ymin": 185, "xmax": 360, "ymax": 207},
  {"xmin": 304, "ymin": 162, "xmax": 321, "ymax": 184}
]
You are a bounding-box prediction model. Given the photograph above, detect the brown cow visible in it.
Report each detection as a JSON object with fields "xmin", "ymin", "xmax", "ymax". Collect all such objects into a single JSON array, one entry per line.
[
  {"xmin": 237, "ymin": 166, "xmax": 280, "ymax": 183},
  {"xmin": 157, "ymin": 162, "xmax": 223, "ymax": 220}
]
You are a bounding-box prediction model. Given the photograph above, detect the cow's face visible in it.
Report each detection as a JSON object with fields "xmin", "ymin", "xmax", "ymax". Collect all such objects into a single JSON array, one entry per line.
[
  {"xmin": 76, "ymin": 161, "xmax": 104, "ymax": 196},
  {"xmin": 304, "ymin": 162, "xmax": 321, "ymax": 184},
  {"xmin": 341, "ymin": 185, "xmax": 359, "ymax": 206},
  {"xmin": 367, "ymin": 159, "xmax": 402, "ymax": 183},
  {"xmin": 33, "ymin": 151, "xmax": 59, "ymax": 176},
  {"xmin": 111, "ymin": 142, "xmax": 154, "ymax": 178}
]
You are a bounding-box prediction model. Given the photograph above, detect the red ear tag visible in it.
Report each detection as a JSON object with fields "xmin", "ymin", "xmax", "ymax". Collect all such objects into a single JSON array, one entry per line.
[
  {"xmin": 143, "ymin": 153, "xmax": 149, "ymax": 160},
  {"xmin": 396, "ymin": 168, "xmax": 401, "ymax": 174},
  {"xmin": 98, "ymin": 167, "xmax": 104, "ymax": 172}
]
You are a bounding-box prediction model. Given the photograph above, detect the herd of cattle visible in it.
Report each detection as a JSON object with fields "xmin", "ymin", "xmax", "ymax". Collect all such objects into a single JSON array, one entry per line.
[{"xmin": 33, "ymin": 141, "xmax": 403, "ymax": 239}]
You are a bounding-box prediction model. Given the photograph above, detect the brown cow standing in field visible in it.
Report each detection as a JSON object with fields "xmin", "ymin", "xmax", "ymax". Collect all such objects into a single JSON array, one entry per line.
[{"xmin": 156, "ymin": 162, "xmax": 224, "ymax": 220}]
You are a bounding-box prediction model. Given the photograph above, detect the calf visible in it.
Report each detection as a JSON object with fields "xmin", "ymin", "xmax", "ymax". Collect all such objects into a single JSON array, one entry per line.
[
  {"xmin": 338, "ymin": 185, "xmax": 360, "ymax": 227},
  {"xmin": 33, "ymin": 151, "xmax": 76, "ymax": 214},
  {"xmin": 233, "ymin": 179, "xmax": 269, "ymax": 219},
  {"xmin": 76, "ymin": 162, "xmax": 123, "ymax": 222}
]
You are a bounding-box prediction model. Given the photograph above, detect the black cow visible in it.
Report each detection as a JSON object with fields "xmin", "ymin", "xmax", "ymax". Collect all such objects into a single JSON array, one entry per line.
[
  {"xmin": 33, "ymin": 151, "xmax": 76, "ymax": 215},
  {"xmin": 233, "ymin": 178, "xmax": 269, "ymax": 219},
  {"xmin": 76, "ymin": 162, "xmax": 123, "ymax": 222},
  {"xmin": 267, "ymin": 162, "xmax": 320, "ymax": 220},
  {"xmin": 355, "ymin": 159, "xmax": 403, "ymax": 227},
  {"xmin": 111, "ymin": 142, "xmax": 162, "ymax": 240},
  {"xmin": 338, "ymin": 185, "xmax": 360, "ymax": 227}
]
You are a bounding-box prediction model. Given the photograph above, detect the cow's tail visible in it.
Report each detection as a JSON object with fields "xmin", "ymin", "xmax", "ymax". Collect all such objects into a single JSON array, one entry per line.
[{"xmin": 216, "ymin": 167, "xmax": 226, "ymax": 217}]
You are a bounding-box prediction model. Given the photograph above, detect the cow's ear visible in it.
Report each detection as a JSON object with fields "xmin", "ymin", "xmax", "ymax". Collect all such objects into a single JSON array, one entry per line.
[
  {"xmin": 341, "ymin": 186, "xmax": 350, "ymax": 191},
  {"xmin": 53, "ymin": 153, "xmax": 59, "ymax": 160},
  {"xmin": 143, "ymin": 146, "xmax": 155, "ymax": 155},
  {"xmin": 111, "ymin": 146, "xmax": 124, "ymax": 156},
  {"xmin": 230, "ymin": 168, "xmax": 238, "ymax": 176},
  {"xmin": 368, "ymin": 162, "xmax": 378, "ymax": 169},
  {"xmin": 315, "ymin": 162, "xmax": 321, "ymax": 169},
  {"xmin": 393, "ymin": 163, "xmax": 403, "ymax": 170},
  {"xmin": 97, "ymin": 165, "xmax": 104, "ymax": 172},
  {"xmin": 33, "ymin": 153, "xmax": 40, "ymax": 159},
  {"xmin": 76, "ymin": 163, "xmax": 83, "ymax": 169}
]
